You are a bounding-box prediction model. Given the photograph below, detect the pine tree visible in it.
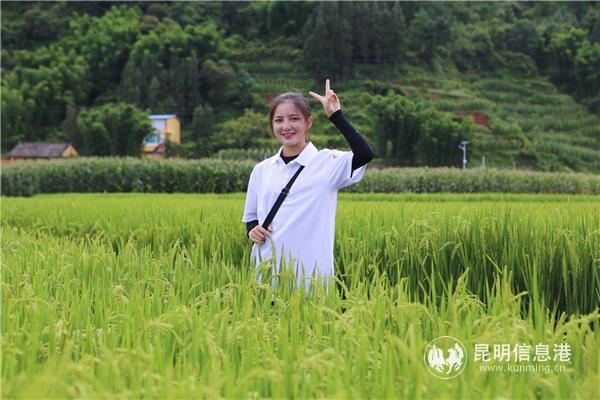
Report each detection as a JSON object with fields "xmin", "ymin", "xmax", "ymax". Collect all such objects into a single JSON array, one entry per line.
[{"xmin": 147, "ymin": 77, "xmax": 161, "ymax": 111}]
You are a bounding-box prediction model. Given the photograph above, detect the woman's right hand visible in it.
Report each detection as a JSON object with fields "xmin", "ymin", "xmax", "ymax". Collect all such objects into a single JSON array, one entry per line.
[
  {"xmin": 249, "ymin": 225, "xmax": 273, "ymax": 244},
  {"xmin": 309, "ymin": 78, "xmax": 341, "ymax": 118}
]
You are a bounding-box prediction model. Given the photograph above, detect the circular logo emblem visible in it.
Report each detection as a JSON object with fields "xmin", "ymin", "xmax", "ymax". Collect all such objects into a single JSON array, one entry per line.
[{"xmin": 424, "ymin": 336, "xmax": 467, "ymax": 379}]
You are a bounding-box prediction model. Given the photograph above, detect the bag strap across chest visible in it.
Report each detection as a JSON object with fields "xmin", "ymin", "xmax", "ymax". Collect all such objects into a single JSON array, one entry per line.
[{"xmin": 261, "ymin": 165, "xmax": 305, "ymax": 229}]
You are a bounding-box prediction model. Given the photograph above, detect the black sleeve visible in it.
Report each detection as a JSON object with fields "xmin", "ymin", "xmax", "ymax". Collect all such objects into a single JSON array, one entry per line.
[
  {"xmin": 329, "ymin": 110, "xmax": 375, "ymax": 171},
  {"xmin": 246, "ymin": 220, "xmax": 259, "ymax": 237}
]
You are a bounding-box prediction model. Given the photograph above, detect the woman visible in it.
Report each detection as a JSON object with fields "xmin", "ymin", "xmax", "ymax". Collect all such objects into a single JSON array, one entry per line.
[{"xmin": 242, "ymin": 79, "xmax": 374, "ymax": 290}]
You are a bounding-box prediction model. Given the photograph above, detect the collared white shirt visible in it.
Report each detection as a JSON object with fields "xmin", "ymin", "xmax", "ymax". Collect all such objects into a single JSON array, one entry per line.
[{"xmin": 242, "ymin": 142, "xmax": 367, "ymax": 287}]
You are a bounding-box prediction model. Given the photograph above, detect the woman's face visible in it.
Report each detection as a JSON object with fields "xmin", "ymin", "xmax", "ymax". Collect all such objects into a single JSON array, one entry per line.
[{"xmin": 272, "ymin": 101, "xmax": 313, "ymax": 151}]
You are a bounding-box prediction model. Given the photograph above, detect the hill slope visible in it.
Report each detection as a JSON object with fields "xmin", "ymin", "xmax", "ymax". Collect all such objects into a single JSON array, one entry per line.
[{"xmin": 240, "ymin": 60, "xmax": 599, "ymax": 172}]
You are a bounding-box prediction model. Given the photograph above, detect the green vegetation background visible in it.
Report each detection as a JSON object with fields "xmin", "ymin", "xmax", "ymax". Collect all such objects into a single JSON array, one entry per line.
[{"xmin": 1, "ymin": 1, "xmax": 599, "ymax": 172}]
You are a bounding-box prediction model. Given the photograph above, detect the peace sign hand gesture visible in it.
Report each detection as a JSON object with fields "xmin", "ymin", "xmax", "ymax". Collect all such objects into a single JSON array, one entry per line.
[{"xmin": 309, "ymin": 79, "xmax": 341, "ymax": 118}]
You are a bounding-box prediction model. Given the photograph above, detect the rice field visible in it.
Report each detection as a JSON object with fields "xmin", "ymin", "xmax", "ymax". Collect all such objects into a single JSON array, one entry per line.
[{"xmin": 2, "ymin": 193, "xmax": 599, "ymax": 399}]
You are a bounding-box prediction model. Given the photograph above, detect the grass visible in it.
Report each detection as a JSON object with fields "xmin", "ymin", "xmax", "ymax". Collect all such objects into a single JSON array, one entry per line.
[{"xmin": 1, "ymin": 193, "xmax": 599, "ymax": 399}]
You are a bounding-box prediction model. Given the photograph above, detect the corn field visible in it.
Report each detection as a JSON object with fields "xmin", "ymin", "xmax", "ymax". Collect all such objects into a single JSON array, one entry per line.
[{"xmin": 2, "ymin": 193, "xmax": 599, "ymax": 399}]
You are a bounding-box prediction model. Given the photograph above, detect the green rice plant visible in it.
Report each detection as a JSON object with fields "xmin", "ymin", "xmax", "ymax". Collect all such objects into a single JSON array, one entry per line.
[{"xmin": 1, "ymin": 193, "xmax": 598, "ymax": 398}]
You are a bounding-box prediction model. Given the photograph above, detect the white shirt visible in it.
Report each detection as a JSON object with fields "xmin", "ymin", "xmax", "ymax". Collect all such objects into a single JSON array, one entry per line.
[{"xmin": 242, "ymin": 142, "xmax": 367, "ymax": 287}]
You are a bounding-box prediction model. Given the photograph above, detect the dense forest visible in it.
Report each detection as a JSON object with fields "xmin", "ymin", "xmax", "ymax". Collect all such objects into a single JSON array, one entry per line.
[{"xmin": 1, "ymin": 1, "xmax": 599, "ymax": 171}]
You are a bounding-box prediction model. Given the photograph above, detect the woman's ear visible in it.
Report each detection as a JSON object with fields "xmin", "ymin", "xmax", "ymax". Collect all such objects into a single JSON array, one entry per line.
[{"xmin": 306, "ymin": 116, "xmax": 313, "ymax": 130}]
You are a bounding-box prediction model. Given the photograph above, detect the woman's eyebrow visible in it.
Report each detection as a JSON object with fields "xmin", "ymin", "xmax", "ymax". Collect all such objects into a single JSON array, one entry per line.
[{"xmin": 274, "ymin": 113, "xmax": 301, "ymax": 118}]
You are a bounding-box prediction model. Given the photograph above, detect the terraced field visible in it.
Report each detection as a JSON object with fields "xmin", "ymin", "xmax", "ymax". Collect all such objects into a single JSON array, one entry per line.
[{"xmin": 236, "ymin": 62, "xmax": 600, "ymax": 173}]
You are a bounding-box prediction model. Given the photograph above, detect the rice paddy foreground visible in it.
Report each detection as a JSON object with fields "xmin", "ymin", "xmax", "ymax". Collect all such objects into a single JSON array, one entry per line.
[{"xmin": 1, "ymin": 193, "xmax": 598, "ymax": 399}]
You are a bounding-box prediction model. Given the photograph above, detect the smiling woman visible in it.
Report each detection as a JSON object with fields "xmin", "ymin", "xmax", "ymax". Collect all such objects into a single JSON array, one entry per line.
[
  {"xmin": 269, "ymin": 95, "xmax": 313, "ymax": 155},
  {"xmin": 242, "ymin": 79, "xmax": 375, "ymax": 290}
]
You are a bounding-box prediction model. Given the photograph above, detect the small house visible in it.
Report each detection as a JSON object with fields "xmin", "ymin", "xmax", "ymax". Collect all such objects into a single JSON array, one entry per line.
[
  {"xmin": 6, "ymin": 142, "xmax": 79, "ymax": 162},
  {"xmin": 143, "ymin": 114, "xmax": 181, "ymax": 157}
]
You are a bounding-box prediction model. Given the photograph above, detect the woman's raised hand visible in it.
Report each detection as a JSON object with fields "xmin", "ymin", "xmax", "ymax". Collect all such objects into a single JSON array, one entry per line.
[{"xmin": 309, "ymin": 79, "xmax": 341, "ymax": 118}]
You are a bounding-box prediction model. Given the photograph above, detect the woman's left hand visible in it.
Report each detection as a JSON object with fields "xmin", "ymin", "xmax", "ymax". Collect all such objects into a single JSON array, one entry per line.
[{"xmin": 309, "ymin": 79, "xmax": 341, "ymax": 118}]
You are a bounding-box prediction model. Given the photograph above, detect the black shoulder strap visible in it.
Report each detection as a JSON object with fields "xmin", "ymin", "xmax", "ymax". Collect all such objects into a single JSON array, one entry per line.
[{"xmin": 261, "ymin": 165, "xmax": 305, "ymax": 229}]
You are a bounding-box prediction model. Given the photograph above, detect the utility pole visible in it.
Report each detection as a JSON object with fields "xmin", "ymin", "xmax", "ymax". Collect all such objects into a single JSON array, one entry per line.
[{"xmin": 458, "ymin": 141, "xmax": 469, "ymax": 169}]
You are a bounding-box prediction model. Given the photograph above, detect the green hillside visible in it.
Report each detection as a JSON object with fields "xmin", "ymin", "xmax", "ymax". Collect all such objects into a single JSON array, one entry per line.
[
  {"xmin": 234, "ymin": 60, "xmax": 599, "ymax": 172},
  {"xmin": 1, "ymin": 2, "xmax": 598, "ymax": 172}
]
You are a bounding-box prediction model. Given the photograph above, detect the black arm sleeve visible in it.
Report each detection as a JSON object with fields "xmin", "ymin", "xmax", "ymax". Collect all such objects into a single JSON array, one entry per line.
[
  {"xmin": 329, "ymin": 110, "xmax": 375, "ymax": 171},
  {"xmin": 246, "ymin": 220, "xmax": 259, "ymax": 237}
]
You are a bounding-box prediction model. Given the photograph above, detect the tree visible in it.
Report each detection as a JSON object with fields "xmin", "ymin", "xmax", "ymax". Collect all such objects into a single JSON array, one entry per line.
[
  {"xmin": 451, "ymin": 24, "xmax": 498, "ymax": 72},
  {"xmin": 61, "ymin": 6, "xmax": 142, "ymax": 101},
  {"xmin": 147, "ymin": 77, "xmax": 161, "ymax": 110},
  {"xmin": 302, "ymin": 2, "xmax": 351, "ymax": 79},
  {"xmin": 505, "ymin": 19, "xmax": 541, "ymax": 59},
  {"xmin": 582, "ymin": 5, "xmax": 600, "ymax": 43},
  {"xmin": 265, "ymin": 1, "xmax": 315, "ymax": 37},
  {"xmin": 61, "ymin": 91, "xmax": 80, "ymax": 145},
  {"xmin": 199, "ymin": 59, "xmax": 234, "ymax": 106},
  {"xmin": 119, "ymin": 18, "xmax": 225, "ymax": 119},
  {"xmin": 214, "ymin": 109, "xmax": 268, "ymax": 151},
  {"xmin": 1, "ymin": 2, "xmax": 70, "ymax": 50},
  {"xmin": 408, "ymin": 8, "xmax": 453, "ymax": 65},
  {"xmin": 545, "ymin": 27, "xmax": 588, "ymax": 89},
  {"xmin": 574, "ymin": 40, "xmax": 600, "ymax": 99},
  {"xmin": 370, "ymin": 3, "xmax": 388, "ymax": 64},
  {"xmin": 303, "ymin": 2, "xmax": 407, "ymax": 75},
  {"xmin": 370, "ymin": 93, "xmax": 423, "ymax": 164},
  {"xmin": 1, "ymin": 45, "xmax": 90, "ymax": 145},
  {"xmin": 76, "ymin": 103, "xmax": 151, "ymax": 156},
  {"xmin": 350, "ymin": 2, "xmax": 371, "ymax": 63},
  {"xmin": 377, "ymin": 2, "xmax": 406, "ymax": 64},
  {"xmin": 185, "ymin": 55, "xmax": 202, "ymax": 117},
  {"xmin": 0, "ymin": 86, "xmax": 31, "ymax": 151},
  {"xmin": 191, "ymin": 104, "xmax": 215, "ymax": 157},
  {"xmin": 369, "ymin": 92, "xmax": 474, "ymax": 167},
  {"xmin": 415, "ymin": 112, "xmax": 473, "ymax": 166}
]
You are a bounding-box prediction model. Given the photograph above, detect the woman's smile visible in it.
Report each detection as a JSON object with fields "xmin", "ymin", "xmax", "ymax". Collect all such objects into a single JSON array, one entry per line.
[{"xmin": 271, "ymin": 101, "xmax": 314, "ymax": 155}]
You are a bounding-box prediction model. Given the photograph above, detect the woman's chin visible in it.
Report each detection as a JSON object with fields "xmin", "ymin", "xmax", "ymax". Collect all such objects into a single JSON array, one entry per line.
[{"xmin": 280, "ymin": 137, "xmax": 302, "ymax": 146}]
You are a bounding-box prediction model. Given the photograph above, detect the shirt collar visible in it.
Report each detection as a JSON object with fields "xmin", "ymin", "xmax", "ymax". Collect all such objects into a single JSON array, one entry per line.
[{"xmin": 268, "ymin": 142, "xmax": 318, "ymax": 166}]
